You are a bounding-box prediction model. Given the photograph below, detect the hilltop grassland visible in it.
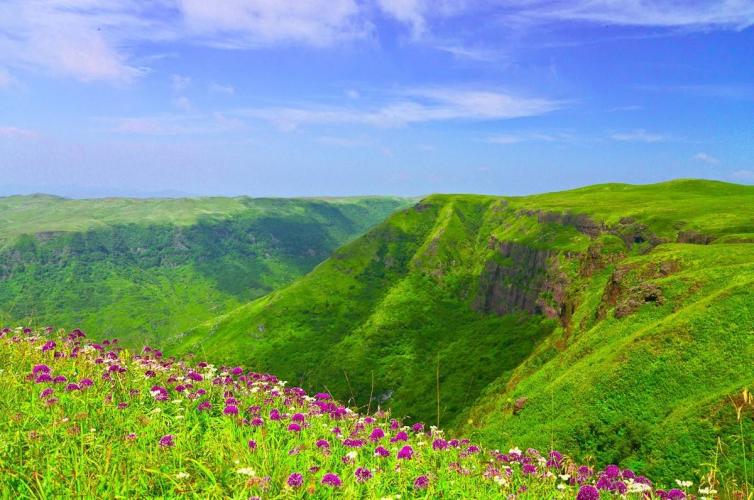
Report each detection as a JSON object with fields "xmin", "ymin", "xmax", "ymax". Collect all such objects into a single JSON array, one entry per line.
[
  {"xmin": 0, "ymin": 195, "xmax": 410, "ymax": 346},
  {"xmin": 172, "ymin": 180, "xmax": 754, "ymax": 485},
  {"xmin": 0, "ymin": 327, "xmax": 700, "ymax": 498}
]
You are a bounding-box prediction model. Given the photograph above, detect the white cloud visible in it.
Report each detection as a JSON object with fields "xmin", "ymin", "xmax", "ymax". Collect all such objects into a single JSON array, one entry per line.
[
  {"xmin": 106, "ymin": 112, "xmax": 246, "ymax": 136},
  {"xmin": 486, "ymin": 132, "xmax": 566, "ymax": 144},
  {"xmin": 237, "ymin": 88, "xmax": 561, "ymax": 130},
  {"xmin": 172, "ymin": 74, "xmax": 191, "ymax": 93},
  {"xmin": 731, "ymin": 169, "xmax": 754, "ymax": 181},
  {"xmin": 377, "ymin": 0, "xmax": 427, "ymax": 37},
  {"xmin": 693, "ymin": 152, "xmax": 720, "ymax": 165},
  {"xmin": 513, "ymin": 0, "xmax": 754, "ymax": 30},
  {"xmin": 0, "ymin": 68, "xmax": 15, "ymax": 88},
  {"xmin": 177, "ymin": 0, "xmax": 367, "ymax": 47},
  {"xmin": 172, "ymin": 96, "xmax": 193, "ymax": 112},
  {"xmin": 209, "ymin": 83, "xmax": 235, "ymax": 95},
  {"xmin": 0, "ymin": 1, "xmax": 156, "ymax": 82},
  {"xmin": 0, "ymin": 126, "xmax": 38, "ymax": 139},
  {"xmin": 610, "ymin": 129, "xmax": 667, "ymax": 143}
]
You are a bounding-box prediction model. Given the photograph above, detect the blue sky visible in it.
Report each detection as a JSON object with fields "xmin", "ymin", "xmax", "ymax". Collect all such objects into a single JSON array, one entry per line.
[{"xmin": 1, "ymin": 1, "xmax": 753, "ymax": 197}]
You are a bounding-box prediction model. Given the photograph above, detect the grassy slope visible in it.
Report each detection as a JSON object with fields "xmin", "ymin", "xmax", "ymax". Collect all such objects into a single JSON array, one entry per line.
[
  {"xmin": 173, "ymin": 179, "xmax": 754, "ymax": 483},
  {"xmin": 0, "ymin": 195, "xmax": 410, "ymax": 346}
]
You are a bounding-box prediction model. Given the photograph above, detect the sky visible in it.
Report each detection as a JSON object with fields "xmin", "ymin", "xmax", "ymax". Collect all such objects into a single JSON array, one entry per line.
[{"xmin": 0, "ymin": 1, "xmax": 753, "ymax": 198}]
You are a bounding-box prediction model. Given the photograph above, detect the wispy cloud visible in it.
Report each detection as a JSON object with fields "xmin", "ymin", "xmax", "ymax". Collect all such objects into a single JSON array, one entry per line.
[
  {"xmin": 178, "ymin": 0, "xmax": 367, "ymax": 48},
  {"xmin": 237, "ymin": 87, "xmax": 561, "ymax": 130},
  {"xmin": 731, "ymin": 170, "xmax": 754, "ymax": 181},
  {"xmin": 209, "ymin": 83, "xmax": 235, "ymax": 95},
  {"xmin": 172, "ymin": 74, "xmax": 191, "ymax": 93},
  {"xmin": 0, "ymin": 68, "xmax": 15, "ymax": 88},
  {"xmin": 0, "ymin": 0, "xmax": 367, "ymax": 83},
  {"xmin": 486, "ymin": 132, "xmax": 570, "ymax": 144},
  {"xmin": 104, "ymin": 112, "xmax": 245, "ymax": 136},
  {"xmin": 510, "ymin": 0, "xmax": 754, "ymax": 30},
  {"xmin": 0, "ymin": 126, "xmax": 38, "ymax": 139},
  {"xmin": 693, "ymin": 152, "xmax": 720, "ymax": 165},
  {"xmin": 610, "ymin": 129, "xmax": 667, "ymax": 143}
]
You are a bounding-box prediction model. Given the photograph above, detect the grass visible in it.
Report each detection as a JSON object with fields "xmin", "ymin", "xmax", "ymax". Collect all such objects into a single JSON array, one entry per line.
[
  {"xmin": 0, "ymin": 327, "xmax": 691, "ymax": 498},
  {"xmin": 169, "ymin": 179, "xmax": 754, "ymax": 485},
  {"xmin": 0, "ymin": 195, "xmax": 411, "ymax": 345}
]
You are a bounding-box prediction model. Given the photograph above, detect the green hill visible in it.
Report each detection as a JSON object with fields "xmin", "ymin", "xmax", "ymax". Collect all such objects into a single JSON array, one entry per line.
[
  {"xmin": 0, "ymin": 195, "xmax": 411, "ymax": 345},
  {"xmin": 171, "ymin": 179, "xmax": 754, "ymax": 483}
]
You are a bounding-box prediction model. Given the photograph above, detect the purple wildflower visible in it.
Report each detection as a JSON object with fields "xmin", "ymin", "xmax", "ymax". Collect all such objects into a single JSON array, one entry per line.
[
  {"xmin": 354, "ymin": 467, "xmax": 372, "ymax": 482},
  {"xmin": 159, "ymin": 434, "xmax": 175, "ymax": 448},
  {"xmin": 287, "ymin": 423, "xmax": 302, "ymax": 432},
  {"xmin": 369, "ymin": 428, "xmax": 385, "ymax": 441},
  {"xmin": 397, "ymin": 445, "xmax": 414, "ymax": 460},
  {"xmin": 248, "ymin": 440, "xmax": 257, "ymax": 450},
  {"xmin": 316, "ymin": 439, "xmax": 330, "ymax": 449},
  {"xmin": 413, "ymin": 475, "xmax": 430, "ymax": 490},
  {"xmin": 391, "ymin": 431, "xmax": 409, "ymax": 442},
  {"xmin": 223, "ymin": 405, "xmax": 239, "ymax": 415},
  {"xmin": 374, "ymin": 446, "xmax": 390, "ymax": 457},
  {"xmin": 197, "ymin": 401, "xmax": 212, "ymax": 412},
  {"xmin": 321, "ymin": 473, "xmax": 342, "ymax": 488},
  {"xmin": 287, "ymin": 473, "xmax": 303, "ymax": 488},
  {"xmin": 32, "ymin": 364, "xmax": 51, "ymax": 375},
  {"xmin": 576, "ymin": 485, "xmax": 600, "ymax": 500}
]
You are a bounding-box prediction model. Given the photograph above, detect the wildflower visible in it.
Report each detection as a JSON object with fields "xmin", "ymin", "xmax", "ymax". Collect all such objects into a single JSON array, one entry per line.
[
  {"xmin": 391, "ymin": 431, "xmax": 409, "ymax": 442},
  {"xmin": 224, "ymin": 405, "xmax": 239, "ymax": 415},
  {"xmin": 126, "ymin": 433, "xmax": 137, "ymax": 440},
  {"xmin": 230, "ymin": 366, "xmax": 244, "ymax": 376},
  {"xmin": 176, "ymin": 472, "xmax": 190, "ymax": 480},
  {"xmin": 197, "ymin": 401, "xmax": 212, "ymax": 412},
  {"xmin": 159, "ymin": 434, "xmax": 175, "ymax": 447},
  {"xmin": 269, "ymin": 408, "xmax": 281, "ymax": 420},
  {"xmin": 40, "ymin": 388, "xmax": 54, "ymax": 399},
  {"xmin": 41, "ymin": 340, "xmax": 56, "ymax": 352},
  {"xmin": 287, "ymin": 423, "xmax": 301, "ymax": 432},
  {"xmin": 316, "ymin": 440, "xmax": 329, "ymax": 451},
  {"xmin": 412, "ymin": 422, "xmax": 425, "ymax": 433},
  {"xmin": 576, "ymin": 485, "xmax": 600, "ymax": 500},
  {"xmin": 413, "ymin": 475, "xmax": 429, "ymax": 490},
  {"xmin": 397, "ymin": 445, "xmax": 414, "ymax": 460},
  {"xmin": 604, "ymin": 464, "xmax": 620, "ymax": 479},
  {"xmin": 432, "ymin": 438, "xmax": 448, "ymax": 450},
  {"xmin": 53, "ymin": 375, "xmax": 67, "ymax": 384},
  {"xmin": 287, "ymin": 473, "xmax": 303, "ymax": 488},
  {"xmin": 369, "ymin": 428, "xmax": 385, "ymax": 441},
  {"xmin": 374, "ymin": 446, "xmax": 390, "ymax": 457},
  {"xmin": 117, "ymin": 402, "xmax": 128, "ymax": 410},
  {"xmin": 321, "ymin": 473, "xmax": 342, "ymax": 488},
  {"xmin": 251, "ymin": 417, "xmax": 264, "ymax": 426},
  {"xmin": 236, "ymin": 467, "xmax": 256, "ymax": 476},
  {"xmin": 343, "ymin": 438, "xmax": 364, "ymax": 448},
  {"xmin": 522, "ymin": 464, "xmax": 537, "ymax": 475},
  {"xmin": 32, "ymin": 364, "xmax": 51, "ymax": 375},
  {"xmin": 675, "ymin": 480, "xmax": 693, "ymax": 488},
  {"xmin": 355, "ymin": 467, "xmax": 373, "ymax": 482},
  {"xmin": 65, "ymin": 383, "xmax": 80, "ymax": 391},
  {"xmin": 79, "ymin": 378, "xmax": 93, "ymax": 388},
  {"xmin": 315, "ymin": 392, "xmax": 331, "ymax": 400},
  {"xmin": 291, "ymin": 412, "xmax": 305, "ymax": 422}
]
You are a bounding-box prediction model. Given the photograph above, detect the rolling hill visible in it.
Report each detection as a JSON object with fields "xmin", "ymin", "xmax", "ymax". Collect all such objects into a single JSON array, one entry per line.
[
  {"xmin": 171, "ymin": 179, "xmax": 754, "ymax": 483},
  {"xmin": 0, "ymin": 194, "xmax": 411, "ymax": 345}
]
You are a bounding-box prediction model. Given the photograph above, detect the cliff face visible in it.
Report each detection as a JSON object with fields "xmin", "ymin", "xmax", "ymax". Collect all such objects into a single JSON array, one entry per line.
[{"xmin": 474, "ymin": 239, "xmax": 555, "ymax": 316}]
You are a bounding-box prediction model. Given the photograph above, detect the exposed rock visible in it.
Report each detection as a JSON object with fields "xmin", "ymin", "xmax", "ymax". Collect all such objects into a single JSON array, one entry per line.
[
  {"xmin": 474, "ymin": 239, "xmax": 555, "ymax": 316},
  {"xmin": 677, "ymin": 230, "xmax": 714, "ymax": 244},
  {"xmin": 513, "ymin": 397, "xmax": 528, "ymax": 415}
]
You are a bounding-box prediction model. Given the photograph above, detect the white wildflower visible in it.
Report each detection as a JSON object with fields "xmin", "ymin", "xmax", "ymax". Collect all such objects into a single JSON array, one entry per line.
[
  {"xmin": 176, "ymin": 472, "xmax": 190, "ymax": 480},
  {"xmin": 236, "ymin": 467, "xmax": 256, "ymax": 476}
]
